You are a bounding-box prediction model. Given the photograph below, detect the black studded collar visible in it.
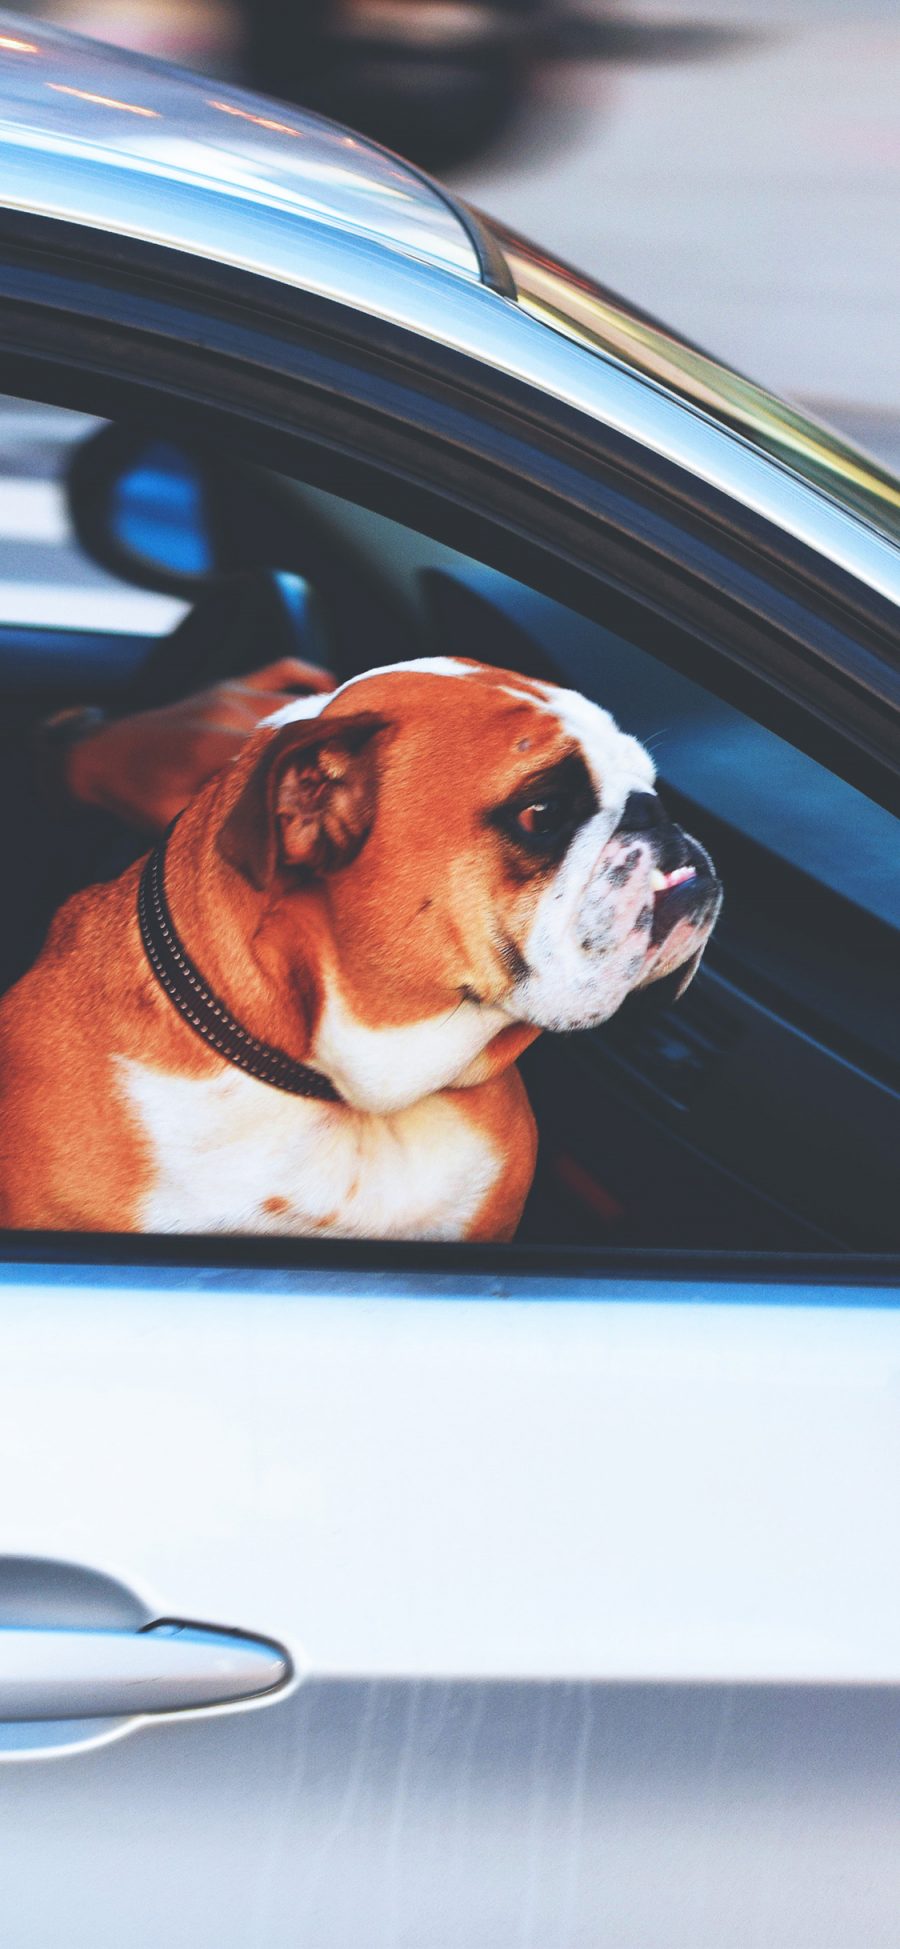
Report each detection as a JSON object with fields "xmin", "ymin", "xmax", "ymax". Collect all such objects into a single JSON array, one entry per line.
[{"xmin": 137, "ymin": 825, "xmax": 342, "ymax": 1103}]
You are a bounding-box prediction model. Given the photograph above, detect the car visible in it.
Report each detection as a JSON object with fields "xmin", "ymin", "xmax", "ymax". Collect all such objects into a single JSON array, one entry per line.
[{"xmin": 0, "ymin": 15, "xmax": 897, "ymax": 1947}]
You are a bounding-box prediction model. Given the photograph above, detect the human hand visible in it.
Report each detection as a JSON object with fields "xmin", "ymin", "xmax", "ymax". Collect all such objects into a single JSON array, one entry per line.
[{"xmin": 64, "ymin": 657, "xmax": 336, "ymax": 833}]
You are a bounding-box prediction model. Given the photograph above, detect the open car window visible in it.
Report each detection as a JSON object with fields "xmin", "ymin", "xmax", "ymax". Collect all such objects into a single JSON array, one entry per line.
[{"xmin": 0, "ymin": 401, "xmax": 896, "ymax": 1255}]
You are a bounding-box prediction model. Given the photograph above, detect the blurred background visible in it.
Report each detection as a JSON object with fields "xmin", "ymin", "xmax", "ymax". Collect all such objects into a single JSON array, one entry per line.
[{"xmin": 8, "ymin": 0, "xmax": 900, "ymax": 466}]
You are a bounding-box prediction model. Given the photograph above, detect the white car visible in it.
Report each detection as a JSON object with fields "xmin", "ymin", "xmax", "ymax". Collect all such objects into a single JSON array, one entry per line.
[{"xmin": 0, "ymin": 15, "xmax": 897, "ymax": 1946}]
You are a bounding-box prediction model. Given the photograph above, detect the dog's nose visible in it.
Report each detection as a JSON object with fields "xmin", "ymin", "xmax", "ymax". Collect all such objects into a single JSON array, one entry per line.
[{"xmin": 616, "ymin": 791, "xmax": 666, "ymax": 834}]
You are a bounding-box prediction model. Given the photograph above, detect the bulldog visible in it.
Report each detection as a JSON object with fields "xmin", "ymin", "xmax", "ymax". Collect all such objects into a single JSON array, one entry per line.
[{"xmin": 0, "ymin": 658, "xmax": 721, "ymax": 1238}]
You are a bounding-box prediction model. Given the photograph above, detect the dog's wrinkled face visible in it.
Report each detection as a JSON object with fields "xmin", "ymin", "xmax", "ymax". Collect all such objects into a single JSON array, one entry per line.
[{"xmin": 219, "ymin": 658, "xmax": 721, "ymax": 1108}]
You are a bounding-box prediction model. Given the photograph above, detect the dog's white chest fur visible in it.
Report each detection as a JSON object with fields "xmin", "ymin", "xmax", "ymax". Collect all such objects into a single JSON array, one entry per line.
[{"xmin": 120, "ymin": 1058, "xmax": 499, "ymax": 1239}]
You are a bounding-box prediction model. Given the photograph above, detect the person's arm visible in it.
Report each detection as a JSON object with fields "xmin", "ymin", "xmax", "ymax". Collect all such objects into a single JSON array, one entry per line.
[{"xmin": 60, "ymin": 655, "xmax": 335, "ymax": 832}]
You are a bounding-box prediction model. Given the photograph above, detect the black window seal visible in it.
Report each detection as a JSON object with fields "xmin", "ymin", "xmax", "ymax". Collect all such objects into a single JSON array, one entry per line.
[{"xmin": 0, "ymin": 1230, "xmax": 897, "ymax": 1295}]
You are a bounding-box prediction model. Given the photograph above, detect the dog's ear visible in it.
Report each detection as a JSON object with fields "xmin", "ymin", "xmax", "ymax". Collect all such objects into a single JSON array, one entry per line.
[{"xmin": 217, "ymin": 710, "xmax": 390, "ymax": 890}]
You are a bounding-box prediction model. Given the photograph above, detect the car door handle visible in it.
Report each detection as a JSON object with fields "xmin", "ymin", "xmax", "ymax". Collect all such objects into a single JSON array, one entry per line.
[{"xmin": 0, "ymin": 1620, "xmax": 291, "ymax": 1721}]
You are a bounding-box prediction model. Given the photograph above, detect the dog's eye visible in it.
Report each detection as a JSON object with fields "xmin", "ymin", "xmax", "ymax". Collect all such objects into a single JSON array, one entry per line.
[
  {"xmin": 507, "ymin": 792, "xmax": 585, "ymax": 857},
  {"xmin": 492, "ymin": 755, "xmax": 597, "ymax": 862},
  {"xmin": 515, "ymin": 798, "xmax": 568, "ymax": 841}
]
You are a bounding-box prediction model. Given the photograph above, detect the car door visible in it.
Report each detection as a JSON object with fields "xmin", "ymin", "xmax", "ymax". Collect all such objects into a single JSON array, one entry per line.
[
  {"xmin": 0, "ymin": 215, "xmax": 898, "ymax": 1948},
  {"xmin": 0, "ymin": 1250, "xmax": 899, "ymax": 1948}
]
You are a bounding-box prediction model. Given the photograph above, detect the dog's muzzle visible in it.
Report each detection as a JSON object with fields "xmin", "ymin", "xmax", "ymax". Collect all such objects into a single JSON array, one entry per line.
[
  {"xmin": 615, "ymin": 790, "xmax": 721, "ymax": 948},
  {"xmin": 649, "ymin": 836, "xmax": 720, "ymax": 946}
]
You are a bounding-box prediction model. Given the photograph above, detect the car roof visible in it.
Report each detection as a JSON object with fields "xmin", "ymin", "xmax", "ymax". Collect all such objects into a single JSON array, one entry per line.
[
  {"xmin": 0, "ymin": 13, "xmax": 481, "ymax": 280},
  {"xmin": 0, "ymin": 11, "xmax": 899, "ymax": 616}
]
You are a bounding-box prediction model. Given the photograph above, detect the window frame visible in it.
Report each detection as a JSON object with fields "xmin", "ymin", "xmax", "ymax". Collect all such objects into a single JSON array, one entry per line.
[{"xmin": 0, "ymin": 219, "xmax": 896, "ymax": 1285}]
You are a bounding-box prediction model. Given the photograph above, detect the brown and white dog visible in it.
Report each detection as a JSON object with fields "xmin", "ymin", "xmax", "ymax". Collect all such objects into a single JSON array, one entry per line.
[{"xmin": 0, "ymin": 659, "xmax": 720, "ymax": 1238}]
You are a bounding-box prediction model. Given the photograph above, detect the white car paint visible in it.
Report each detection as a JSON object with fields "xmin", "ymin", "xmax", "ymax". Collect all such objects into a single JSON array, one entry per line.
[{"xmin": 0, "ymin": 1269, "xmax": 898, "ymax": 1946}]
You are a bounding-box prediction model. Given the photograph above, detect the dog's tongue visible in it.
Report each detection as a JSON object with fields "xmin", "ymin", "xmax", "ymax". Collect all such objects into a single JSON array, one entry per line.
[
  {"xmin": 648, "ymin": 862, "xmax": 699, "ymax": 948},
  {"xmin": 649, "ymin": 864, "xmax": 697, "ymax": 894}
]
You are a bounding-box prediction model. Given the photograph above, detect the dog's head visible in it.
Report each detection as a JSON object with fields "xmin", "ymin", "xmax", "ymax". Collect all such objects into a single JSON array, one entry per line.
[{"xmin": 216, "ymin": 658, "xmax": 721, "ymax": 1109}]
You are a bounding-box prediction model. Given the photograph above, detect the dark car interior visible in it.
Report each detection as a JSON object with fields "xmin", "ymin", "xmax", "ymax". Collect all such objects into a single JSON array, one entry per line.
[{"xmin": 1, "ymin": 404, "xmax": 897, "ymax": 1252}]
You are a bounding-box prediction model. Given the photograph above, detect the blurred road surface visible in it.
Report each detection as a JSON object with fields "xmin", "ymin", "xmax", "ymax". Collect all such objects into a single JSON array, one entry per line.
[{"xmin": 451, "ymin": 0, "xmax": 900, "ymax": 466}]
